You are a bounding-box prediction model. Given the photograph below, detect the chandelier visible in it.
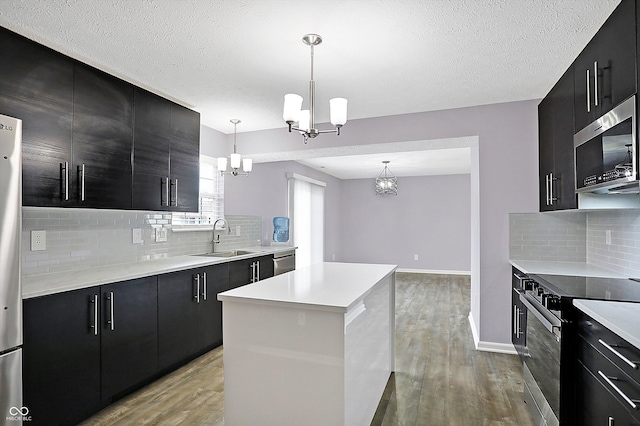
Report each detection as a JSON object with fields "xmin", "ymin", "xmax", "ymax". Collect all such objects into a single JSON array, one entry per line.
[
  {"xmin": 282, "ymin": 34, "xmax": 348, "ymax": 144},
  {"xmin": 375, "ymin": 161, "xmax": 397, "ymax": 196},
  {"xmin": 218, "ymin": 119, "xmax": 252, "ymax": 176}
]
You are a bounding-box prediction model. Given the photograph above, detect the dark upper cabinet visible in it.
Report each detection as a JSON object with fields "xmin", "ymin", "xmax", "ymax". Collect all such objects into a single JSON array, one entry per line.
[
  {"xmin": 73, "ymin": 64, "xmax": 133, "ymax": 209},
  {"xmin": 0, "ymin": 27, "xmax": 74, "ymax": 207},
  {"xmin": 539, "ymin": 67, "xmax": 577, "ymax": 212},
  {"xmin": 132, "ymin": 88, "xmax": 172, "ymax": 210},
  {"xmin": 132, "ymin": 89, "xmax": 200, "ymax": 212},
  {"xmin": 100, "ymin": 277, "xmax": 158, "ymax": 399},
  {"xmin": 573, "ymin": 0, "xmax": 636, "ymax": 132},
  {"xmin": 23, "ymin": 287, "xmax": 102, "ymax": 426}
]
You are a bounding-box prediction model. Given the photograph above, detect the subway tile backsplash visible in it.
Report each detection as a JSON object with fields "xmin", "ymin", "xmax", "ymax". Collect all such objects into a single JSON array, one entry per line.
[
  {"xmin": 510, "ymin": 209, "xmax": 640, "ymax": 276},
  {"xmin": 21, "ymin": 207, "xmax": 262, "ymax": 277}
]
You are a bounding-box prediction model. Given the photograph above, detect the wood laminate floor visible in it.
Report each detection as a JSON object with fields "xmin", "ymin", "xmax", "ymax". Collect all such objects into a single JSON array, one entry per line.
[{"xmin": 81, "ymin": 273, "xmax": 534, "ymax": 426}]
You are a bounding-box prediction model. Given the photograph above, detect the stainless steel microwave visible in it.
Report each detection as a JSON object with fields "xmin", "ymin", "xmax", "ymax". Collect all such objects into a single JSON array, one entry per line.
[{"xmin": 574, "ymin": 95, "xmax": 638, "ymax": 194}]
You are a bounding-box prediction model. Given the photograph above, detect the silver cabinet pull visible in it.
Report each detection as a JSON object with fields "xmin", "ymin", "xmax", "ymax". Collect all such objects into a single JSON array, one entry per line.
[
  {"xmin": 586, "ymin": 68, "xmax": 591, "ymax": 112},
  {"xmin": 78, "ymin": 164, "xmax": 86, "ymax": 202},
  {"xmin": 170, "ymin": 178, "xmax": 178, "ymax": 207},
  {"xmin": 163, "ymin": 177, "xmax": 169, "ymax": 207},
  {"xmin": 91, "ymin": 294, "xmax": 99, "ymax": 336},
  {"xmin": 594, "ymin": 61, "xmax": 599, "ymax": 107},
  {"xmin": 250, "ymin": 262, "xmax": 256, "ymax": 283},
  {"xmin": 545, "ymin": 174, "xmax": 550, "ymax": 206},
  {"xmin": 61, "ymin": 162, "xmax": 69, "ymax": 201},
  {"xmin": 549, "ymin": 173, "xmax": 556, "ymax": 204},
  {"xmin": 609, "ymin": 416, "xmax": 614, "ymax": 426},
  {"xmin": 203, "ymin": 272, "xmax": 207, "ymax": 301},
  {"xmin": 599, "ymin": 339, "xmax": 638, "ymax": 370},
  {"xmin": 257, "ymin": 261, "xmax": 260, "ymax": 281},
  {"xmin": 516, "ymin": 307, "xmax": 522, "ymax": 339},
  {"xmin": 107, "ymin": 291, "xmax": 115, "ymax": 331},
  {"xmin": 513, "ymin": 305, "xmax": 518, "ymax": 336},
  {"xmin": 194, "ymin": 273, "xmax": 200, "ymax": 303},
  {"xmin": 598, "ymin": 370, "xmax": 638, "ymax": 409}
]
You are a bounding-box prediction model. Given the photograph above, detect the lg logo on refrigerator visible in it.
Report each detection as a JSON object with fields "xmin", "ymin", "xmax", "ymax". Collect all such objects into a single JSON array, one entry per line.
[{"xmin": 0, "ymin": 123, "xmax": 14, "ymax": 131}]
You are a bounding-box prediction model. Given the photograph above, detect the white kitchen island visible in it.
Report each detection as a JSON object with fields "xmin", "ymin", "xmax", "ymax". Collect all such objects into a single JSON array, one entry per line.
[{"xmin": 218, "ymin": 262, "xmax": 397, "ymax": 426}]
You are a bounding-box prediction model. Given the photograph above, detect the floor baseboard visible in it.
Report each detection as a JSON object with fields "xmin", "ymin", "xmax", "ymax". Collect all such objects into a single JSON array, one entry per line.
[{"xmin": 468, "ymin": 312, "xmax": 517, "ymax": 355}]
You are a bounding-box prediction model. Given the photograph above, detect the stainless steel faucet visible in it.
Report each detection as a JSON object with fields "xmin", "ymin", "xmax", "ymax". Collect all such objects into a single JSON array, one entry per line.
[{"xmin": 212, "ymin": 218, "xmax": 231, "ymax": 253}]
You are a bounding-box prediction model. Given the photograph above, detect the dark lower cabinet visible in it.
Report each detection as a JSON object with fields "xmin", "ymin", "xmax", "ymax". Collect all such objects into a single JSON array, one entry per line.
[
  {"xmin": 23, "ymin": 278, "xmax": 158, "ymax": 426},
  {"xmin": 511, "ymin": 268, "xmax": 527, "ymax": 361},
  {"xmin": 100, "ymin": 277, "xmax": 158, "ymax": 398},
  {"xmin": 158, "ymin": 263, "xmax": 229, "ymax": 370},
  {"xmin": 23, "ymin": 287, "xmax": 101, "ymax": 426},
  {"xmin": 229, "ymin": 255, "xmax": 274, "ymax": 288}
]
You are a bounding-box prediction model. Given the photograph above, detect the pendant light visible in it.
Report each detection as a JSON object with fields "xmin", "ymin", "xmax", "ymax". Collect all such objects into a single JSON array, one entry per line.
[
  {"xmin": 283, "ymin": 34, "xmax": 348, "ymax": 144},
  {"xmin": 375, "ymin": 161, "xmax": 397, "ymax": 196},
  {"xmin": 218, "ymin": 119, "xmax": 252, "ymax": 176}
]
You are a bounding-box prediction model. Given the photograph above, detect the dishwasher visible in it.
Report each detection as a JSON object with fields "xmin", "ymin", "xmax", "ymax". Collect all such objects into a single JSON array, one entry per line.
[{"xmin": 273, "ymin": 249, "xmax": 295, "ymax": 275}]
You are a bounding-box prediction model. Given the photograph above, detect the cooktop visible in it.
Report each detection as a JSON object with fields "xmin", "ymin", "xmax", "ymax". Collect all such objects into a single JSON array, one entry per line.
[{"xmin": 530, "ymin": 274, "xmax": 640, "ymax": 303}]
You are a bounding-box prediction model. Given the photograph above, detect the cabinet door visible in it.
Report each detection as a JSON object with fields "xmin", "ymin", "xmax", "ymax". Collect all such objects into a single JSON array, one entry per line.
[
  {"xmin": 158, "ymin": 269, "xmax": 205, "ymax": 370},
  {"xmin": 100, "ymin": 277, "xmax": 158, "ymax": 399},
  {"xmin": 201, "ymin": 263, "xmax": 229, "ymax": 348},
  {"xmin": 132, "ymin": 88, "xmax": 171, "ymax": 210},
  {"xmin": 551, "ymin": 67, "xmax": 577, "ymax": 211},
  {"xmin": 0, "ymin": 27, "xmax": 74, "ymax": 207},
  {"xmin": 73, "ymin": 64, "xmax": 133, "ymax": 209},
  {"xmin": 258, "ymin": 255, "xmax": 275, "ymax": 280},
  {"xmin": 578, "ymin": 362, "xmax": 640, "ymax": 425},
  {"xmin": 169, "ymin": 103, "xmax": 200, "ymax": 212},
  {"xmin": 23, "ymin": 287, "xmax": 101, "ymax": 426},
  {"xmin": 229, "ymin": 258, "xmax": 255, "ymax": 289},
  {"xmin": 574, "ymin": 0, "xmax": 636, "ymax": 131},
  {"xmin": 538, "ymin": 95, "xmax": 554, "ymax": 212}
]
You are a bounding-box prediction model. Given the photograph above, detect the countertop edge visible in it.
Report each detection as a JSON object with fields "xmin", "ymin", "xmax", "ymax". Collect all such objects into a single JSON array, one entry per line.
[
  {"xmin": 23, "ymin": 246, "xmax": 296, "ymax": 299},
  {"xmin": 573, "ymin": 299, "xmax": 640, "ymax": 351},
  {"xmin": 509, "ymin": 260, "xmax": 627, "ymax": 278}
]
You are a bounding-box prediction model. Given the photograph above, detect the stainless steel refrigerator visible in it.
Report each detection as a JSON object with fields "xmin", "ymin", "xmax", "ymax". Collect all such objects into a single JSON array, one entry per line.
[{"xmin": 0, "ymin": 113, "xmax": 23, "ymax": 424}]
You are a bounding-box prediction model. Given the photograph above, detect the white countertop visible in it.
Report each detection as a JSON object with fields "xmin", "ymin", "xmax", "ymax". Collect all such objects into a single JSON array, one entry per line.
[
  {"xmin": 218, "ymin": 262, "xmax": 397, "ymax": 313},
  {"xmin": 510, "ymin": 260, "xmax": 627, "ymax": 278},
  {"xmin": 22, "ymin": 246, "xmax": 295, "ymax": 299},
  {"xmin": 573, "ymin": 299, "xmax": 640, "ymax": 351}
]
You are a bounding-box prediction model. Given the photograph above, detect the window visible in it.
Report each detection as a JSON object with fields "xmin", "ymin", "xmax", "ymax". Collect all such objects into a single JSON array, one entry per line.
[
  {"xmin": 287, "ymin": 173, "xmax": 325, "ymax": 268},
  {"xmin": 172, "ymin": 155, "xmax": 224, "ymax": 226}
]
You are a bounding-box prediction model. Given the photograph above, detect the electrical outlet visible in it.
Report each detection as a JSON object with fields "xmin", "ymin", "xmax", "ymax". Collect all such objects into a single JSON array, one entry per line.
[
  {"xmin": 414, "ymin": 254, "xmax": 419, "ymax": 261},
  {"xmin": 156, "ymin": 228, "xmax": 168, "ymax": 242},
  {"xmin": 235, "ymin": 225, "xmax": 241, "ymax": 237},
  {"xmin": 132, "ymin": 228, "xmax": 143, "ymax": 244},
  {"xmin": 605, "ymin": 230, "xmax": 612, "ymax": 245},
  {"xmin": 31, "ymin": 230, "xmax": 46, "ymax": 251}
]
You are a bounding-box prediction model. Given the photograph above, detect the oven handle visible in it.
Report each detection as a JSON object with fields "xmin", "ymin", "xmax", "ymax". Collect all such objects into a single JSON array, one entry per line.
[{"xmin": 520, "ymin": 293, "xmax": 562, "ymax": 334}]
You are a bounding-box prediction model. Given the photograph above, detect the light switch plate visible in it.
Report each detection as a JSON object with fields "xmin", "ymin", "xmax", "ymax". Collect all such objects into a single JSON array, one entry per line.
[{"xmin": 31, "ymin": 230, "xmax": 46, "ymax": 251}]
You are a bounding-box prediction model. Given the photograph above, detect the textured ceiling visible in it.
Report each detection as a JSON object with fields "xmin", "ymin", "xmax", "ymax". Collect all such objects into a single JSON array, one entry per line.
[{"xmin": 0, "ymin": 0, "xmax": 621, "ymax": 135}]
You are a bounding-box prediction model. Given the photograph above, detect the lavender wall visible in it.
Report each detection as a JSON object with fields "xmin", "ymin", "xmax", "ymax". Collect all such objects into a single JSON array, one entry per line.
[
  {"xmin": 204, "ymin": 99, "xmax": 540, "ymax": 348},
  {"xmin": 223, "ymin": 161, "xmax": 344, "ymax": 261},
  {"xmin": 339, "ymin": 174, "xmax": 471, "ymax": 271}
]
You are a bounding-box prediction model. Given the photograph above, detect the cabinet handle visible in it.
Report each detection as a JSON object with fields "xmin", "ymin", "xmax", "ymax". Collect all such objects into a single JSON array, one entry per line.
[
  {"xmin": 163, "ymin": 177, "xmax": 169, "ymax": 207},
  {"xmin": 61, "ymin": 162, "xmax": 69, "ymax": 201},
  {"xmin": 257, "ymin": 261, "xmax": 260, "ymax": 282},
  {"xmin": 170, "ymin": 179, "xmax": 178, "ymax": 207},
  {"xmin": 90, "ymin": 294, "xmax": 99, "ymax": 336},
  {"xmin": 194, "ymin": 273, "xmax": 200, "ymax": 303},
  {"xmin": 599, "ymin": 339, "xmax": 638, "ymax": 370},
  {"xmin": 513, "ymin": 305, "xmax": 518, "ymax": 336},
  {"xmin": 598, "ymin": 370, "xmax": 638, "ymax": 409},
  {"xmin": 78, "ymin": 164, "xmax": 86, "ymax": 202},
  {"xmin": 107, "ymin": 291, "xmax": 115, "ymax": 331},
  {"xmin": 586, "ymin": 68, "xmax": 591, "ymax": 112},
  {"xmin": 609, "ymin": 417, "xmax": 614, "ymax": 426},
  {"xmin": 545, "ymin": 174, "xmax": 550, "ymax": 206},
  {"xmin": 250, "ymin": 262, "xmax": 256, "ymax": 283},
  {"xmin": 516, "ymin": 307, "xmax": 522, "ymax": 339},
  {"xmin": 594, "ymin": 61, "xmax": 599, "ymax": 107},
  {"xmin": 203, "ymin": 272, "xmax": 207, "ymax": 301},
  {"xmin": 549, "ymin": 173, "xmax": 557, "ymax": 204}
]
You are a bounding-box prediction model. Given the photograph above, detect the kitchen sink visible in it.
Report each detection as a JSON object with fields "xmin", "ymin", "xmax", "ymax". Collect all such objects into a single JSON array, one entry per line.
[{"xmin": 193, "ymin": 250, "xmax": 255, "ymax": 258}]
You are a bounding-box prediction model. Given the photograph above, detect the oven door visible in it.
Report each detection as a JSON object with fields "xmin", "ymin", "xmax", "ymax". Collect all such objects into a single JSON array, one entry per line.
[{"xmin": 520, "ymin": 294, "xmax": 561, "ymax": 426}]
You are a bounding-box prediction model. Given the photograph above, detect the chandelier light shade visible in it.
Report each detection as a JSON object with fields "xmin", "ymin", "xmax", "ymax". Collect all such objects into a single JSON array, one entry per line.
[
  {"xmin": 375, "ymin": 161, "xmax": 398, "ymax": 196},
  {"xmin": 218, "ymin": 119, "xmax": 252, "ymax": 176},
  {"xmin": 283, "ymin": 34, "xmax": 348, "ymax": 143}
]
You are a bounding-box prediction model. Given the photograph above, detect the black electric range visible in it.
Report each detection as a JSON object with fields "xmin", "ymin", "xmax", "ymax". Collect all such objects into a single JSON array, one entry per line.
[{"xmin": 530, "ymin": 274, "xmax": 640, "ymax": 308}]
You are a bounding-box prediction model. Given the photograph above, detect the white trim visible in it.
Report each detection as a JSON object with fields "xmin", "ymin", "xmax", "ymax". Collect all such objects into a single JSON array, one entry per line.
[
  {"xmin": 468, "ymin": 312, "xmax": 518, "ymax": 355},
  {"xmin": 396, "ymin": 268, "xmax": 471, "ymax": 275},
  {"xmin": 286, "ymin": 172, "xmax": 327, "ymax": 187}
]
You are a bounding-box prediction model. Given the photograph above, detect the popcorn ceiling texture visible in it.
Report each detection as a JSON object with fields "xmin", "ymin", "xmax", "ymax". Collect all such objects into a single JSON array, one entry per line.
[
  {"xmin": 510, "ymin": 209, "xmax": 640, "ymax": 276},
  {"xmin": 21, "ymin": 207, "xmax": 262, "ymax": 277}
]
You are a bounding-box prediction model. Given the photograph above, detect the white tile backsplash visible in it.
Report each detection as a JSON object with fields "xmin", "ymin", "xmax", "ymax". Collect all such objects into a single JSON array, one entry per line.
[
  {"xmin": 510, "ymin": 209, "xmax": 640, "ymax": 276},
  {"xmin": 21, "ymin": 207, "xmax": 262, "ymax": 277}
]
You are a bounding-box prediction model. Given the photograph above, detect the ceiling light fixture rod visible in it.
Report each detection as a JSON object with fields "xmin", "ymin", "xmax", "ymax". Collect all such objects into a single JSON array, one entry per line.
[{"xmin": 283, "ymin": 34, "xmax": 347, "ymax": 144}]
